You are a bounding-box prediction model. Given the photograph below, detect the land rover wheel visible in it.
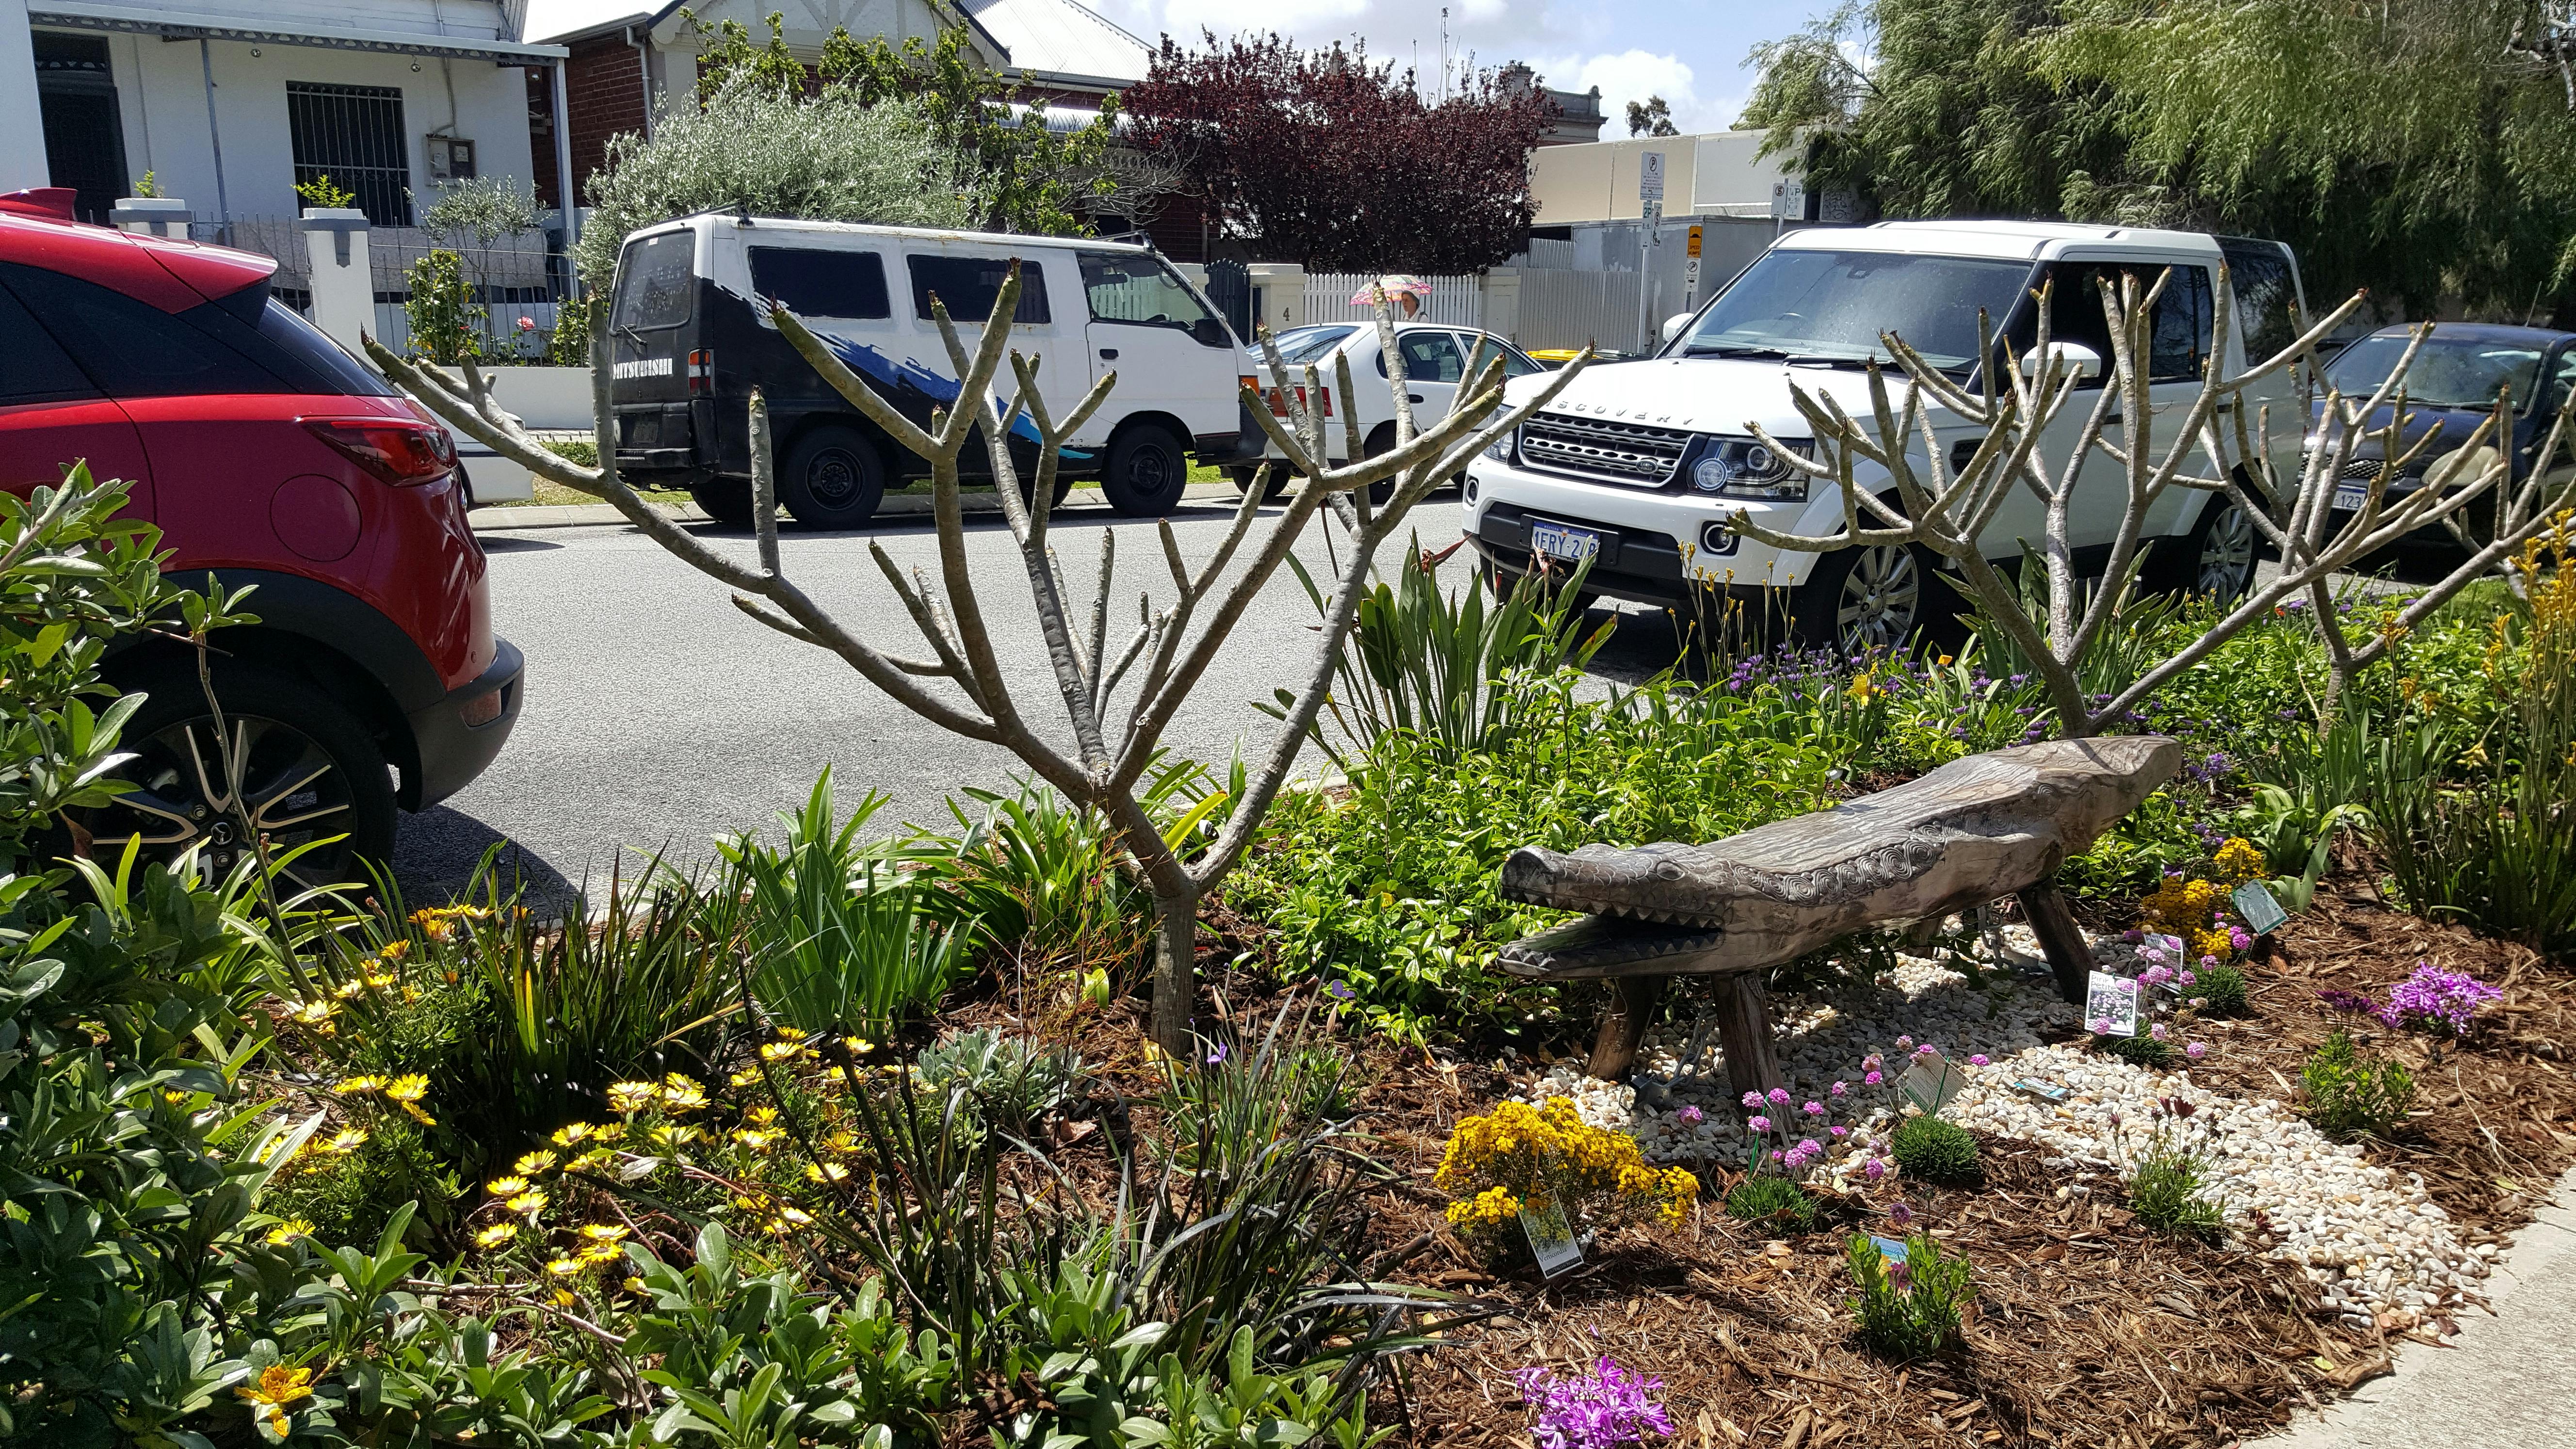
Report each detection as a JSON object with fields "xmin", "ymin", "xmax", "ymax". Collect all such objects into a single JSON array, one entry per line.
[
  {"xmin": 1101, "ymin": 424, "xmax": 1189, "ymax": 515},
  {"xmin": 781, "ymin": 425, "xmax": 886, "ymax": 530},
  {"xmin": 2155, "ymin": 497, "xmax": 2258, "ymax": 603},
  {"xmin": 1790, "ymin": 539, "xmax": 1933, "ymax": 655}
]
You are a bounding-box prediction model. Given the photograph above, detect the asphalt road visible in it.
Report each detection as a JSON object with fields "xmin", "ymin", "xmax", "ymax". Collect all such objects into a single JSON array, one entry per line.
[{"xmin": 392, "ymin": 495, "xmax": 1538, "ymax": 903}]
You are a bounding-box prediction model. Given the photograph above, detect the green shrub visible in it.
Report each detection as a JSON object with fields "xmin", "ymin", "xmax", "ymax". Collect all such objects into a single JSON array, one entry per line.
[
  {"xmin": 1724, "ymin": 1174, "xmax": 1816, "ymax": 1230},
  {"xmin": 539, "ymin": 435, "xmax": 597, "ymax": 467},
  {"xmin": 1845, "ymin": 1231, "xmax": 1974, "ymax": 1360},
  {"xmin": 913, "ymin": 1027, "xmax": 1079, "ymax": 1136},
  {"xmin": 404, "ymin": 248, "xmax": 482, "ymax": 366},
  {"xmin": 2301, "ymin": 1030, "xmax": 2416, "ymax": 1141},
  {"xmin": 2127, "ymin": 1143, "xmax": 2225, "ymax": 1241},
  {"xmin": 1891, "ymin": 1116, "xmax": 1980, "ymax": 1184},
  {"xmin": 549, "ymin": 290, "xmax": 596, "ymax": 368},
  {"xmin": 2193, "ymin": 962, "xmax": 2250, "ymax": 1016}
]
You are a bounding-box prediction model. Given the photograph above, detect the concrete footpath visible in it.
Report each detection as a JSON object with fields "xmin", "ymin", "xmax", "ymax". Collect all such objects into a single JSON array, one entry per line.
[
  {"xmin": 2260, "ymin": 1164, "xmax": 2576, "ymax": 1448},
  {"xmin": 467, "ymin": 480, "xmax": 1247, "ymax": 531}
]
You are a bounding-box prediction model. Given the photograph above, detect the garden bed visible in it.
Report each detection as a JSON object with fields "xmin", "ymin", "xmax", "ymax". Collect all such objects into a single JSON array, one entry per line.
[{"xmin": 1213, "ymin": 875, "xmax": 2576, "ymax": 1449}]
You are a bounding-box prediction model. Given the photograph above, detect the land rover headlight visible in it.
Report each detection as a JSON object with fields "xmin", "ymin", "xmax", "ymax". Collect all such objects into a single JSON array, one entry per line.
[
  {"xmin": 1484, "ymin": 429, "xmax": 1515, "ymax": 462},
  {"xmin": 1691, "ymin": 436, "xmax": 1809, "ymax": 500}
]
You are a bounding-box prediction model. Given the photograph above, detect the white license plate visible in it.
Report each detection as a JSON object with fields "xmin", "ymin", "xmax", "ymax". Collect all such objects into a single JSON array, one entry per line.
[
  {"xmin": 1530, "ymin": 521, "xmax": 1602, "ymax": 562},
  {"xmin": 2333, "ymin": 485, "xmax": 2368, "ymax": 512}
]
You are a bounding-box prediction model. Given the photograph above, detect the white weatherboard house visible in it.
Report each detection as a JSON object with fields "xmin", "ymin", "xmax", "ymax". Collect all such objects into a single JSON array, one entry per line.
[{"xmin": 2, "ymin": 0, "xmax": 570, "ymax": 229}]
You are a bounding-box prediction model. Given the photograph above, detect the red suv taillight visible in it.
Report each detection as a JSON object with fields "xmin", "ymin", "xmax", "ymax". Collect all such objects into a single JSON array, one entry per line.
[{"xmin": 304, "ymin": 418, "xmax": 456, "ymax": 486}]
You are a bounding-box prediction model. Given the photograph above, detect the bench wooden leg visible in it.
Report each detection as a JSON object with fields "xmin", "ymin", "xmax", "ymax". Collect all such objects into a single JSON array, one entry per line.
[
  {"xmin": 2018, "ymin": 879, "xmax": 2093, "ymax": 1005},
  {"xmin": 1712, "ymin": 972, "xmax": 1785, "ymax": 1102},
  {"xmin": 1586, "ymin": 973, "xmax": 1668, "ymax": 1081}
]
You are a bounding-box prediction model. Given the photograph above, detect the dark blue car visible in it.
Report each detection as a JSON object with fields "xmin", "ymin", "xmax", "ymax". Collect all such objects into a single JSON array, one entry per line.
[{"xmin": 2310, "ymin": 322, "xmax": 2576, "ymax": 548}]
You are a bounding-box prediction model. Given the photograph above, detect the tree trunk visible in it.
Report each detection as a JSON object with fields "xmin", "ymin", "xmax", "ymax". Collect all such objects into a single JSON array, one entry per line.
[{"xmin": 1150, "ymin": 887, "xmax": 1199, "ymax": 1058}]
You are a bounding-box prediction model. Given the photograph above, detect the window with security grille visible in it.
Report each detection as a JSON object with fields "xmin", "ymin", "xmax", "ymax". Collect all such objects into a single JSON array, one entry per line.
[{"xmin": 286, "ymin": 82, "xmax": 412, "ymax": 226}]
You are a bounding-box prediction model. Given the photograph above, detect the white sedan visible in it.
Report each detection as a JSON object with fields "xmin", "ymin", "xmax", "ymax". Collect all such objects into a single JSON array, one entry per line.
[{"xmin": 1232, "ymin": 323, "xmax": 1545, "ymax": 498}]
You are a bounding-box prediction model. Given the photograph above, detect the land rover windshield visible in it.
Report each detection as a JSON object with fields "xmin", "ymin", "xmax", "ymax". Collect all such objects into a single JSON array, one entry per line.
[{"xmin": 1676, "ymin": 249, "xmax": 2035, "ymax": 370}]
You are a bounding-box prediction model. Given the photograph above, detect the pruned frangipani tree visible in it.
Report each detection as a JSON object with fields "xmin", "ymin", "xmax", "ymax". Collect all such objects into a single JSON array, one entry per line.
[
  {"xmin": 368, "ymin": 267, "xmax": 1586, "ymax": 1052},
  {"xmin": 1723, "ymin": 268, "xmax": 2576, "ymax": 737}
]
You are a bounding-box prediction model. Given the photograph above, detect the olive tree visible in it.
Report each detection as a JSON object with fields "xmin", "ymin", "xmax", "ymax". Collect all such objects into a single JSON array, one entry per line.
[
  {"xmin": 1722, "ymin": 268, "xmax": 2576, "ymax": 737},
  {"xmin": 367, "ymin": 274, "xmax": 1583, "ymax": 1052}
]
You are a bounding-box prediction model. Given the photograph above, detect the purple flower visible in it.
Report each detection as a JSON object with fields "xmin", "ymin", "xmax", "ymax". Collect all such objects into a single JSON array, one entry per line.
[
  {"xmin": 2150, "ymin": 1023, "xmax": 2169, "ymax": 1041},
  {"xmin": 2230, "ymin": 928, "xmax": 2254, "ymax": 951},
  {"xmin": 1797, "ymin": 1137, "xmax": 1822, "ymax": 1157},
  {"xmin": 1205, "ymin": 1043, "xmax": 1229, "ymax": 1066},
  {"xmin": 1967, "ymin": 1054, "xmax": 1990, "ymax": 1067},
  {"xmin": 1830, "ymin": 1125, "xmax": 1849, "ymax": 1138},
  {"xmin": 2379, "ymin": 961, "xmax": 2503, "ymax": 1040},
  {"xmin": 1747, "ymin": 1115, "xmax": 1771, "ymax": 1133},
  {"xmin": 1864, "ymin": 1071, "xmax": 1884, "ymax": 1087},
  {"xmin": 1514, "ymin": 1357, "xmax": 1675, "ymax": 1449},
  {"xmin": 1802, "ymin": 1100, "xmax": 1825, "ymax": 1116},
  {"xmin": 2317, "ymin": 988, "xmax": 2376, "ymax": 1016},
  {"xmin": 1741, "ymin": 1090, "xmax": 1764, "ymax": 1109},
  {"xmin": 1887, "ymin": 1200, "xmax": 1914, "ymax": 1229},
  {"xmin": 2089, "ymin": 1018, "xmax": 2112, "ymax": 1034},
  {"xmin": 1326, "ymin": 981, "xmax": 1354, "ymax": 1001},
  {"xmin": 1863, "ymin": 1157, "xmax": 1886, "ymax": 1181},
  {"xmin": 2141, "ymin": 965, "xmax": 2174, "ymax": 987},
  {"xmin": 2186, "ymin": 1042, "xmax": 2208, "ymax": 1059},
  {"xmin": 2180, "ymin": 970, "xmax": 2199, "ymax": 986},
  {"xmin": 1830, "ymin": 1080, "xmax": 1848, "ymax": 1096},
  {"xmin": 1767, "ymin": 1087, "xmax": 1792, "ymax": 1106},
  {"xmin": 1676, "ymin": 1105, "xmax": 1704, "ymax": 1126},
  {"xmin": 2122, "ymin": 929, "xmax": 2144, "ymax": 944}
]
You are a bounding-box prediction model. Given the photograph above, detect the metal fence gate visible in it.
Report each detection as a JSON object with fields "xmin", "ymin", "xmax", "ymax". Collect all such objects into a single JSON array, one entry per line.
[{"xmin": 1202, "ymin": 258, "xmax": 1252, "ymax": 345}]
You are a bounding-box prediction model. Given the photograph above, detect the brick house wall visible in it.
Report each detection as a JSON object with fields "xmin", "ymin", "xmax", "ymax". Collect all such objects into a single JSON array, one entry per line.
[{"xmin": 562, "ymin": 31, "xmax": 650, "ymax": 206}]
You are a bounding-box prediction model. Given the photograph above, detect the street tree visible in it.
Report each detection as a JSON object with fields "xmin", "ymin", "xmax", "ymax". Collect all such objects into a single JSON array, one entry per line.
[
  {"xmin": 1626, "ymin": 95, "xmax": 1679, "ymax": 136},
  {"xmin": 1123, "ymin": 33, "xmax": 1551, "ymax": 274},
  {"xmin": 1721, "ymin": 271, "xmax": 2576, "ymax": 738},
  {"xmin": 366, "ymin": 279, "xmax": 1586, "ymax": 1055},
  {"xmin": 1740, "ymin": 0, "xmax": 2576, "ymax": 318}
]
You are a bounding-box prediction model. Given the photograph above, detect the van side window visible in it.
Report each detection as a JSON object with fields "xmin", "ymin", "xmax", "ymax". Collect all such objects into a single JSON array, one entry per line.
[
  {"xmin": 1078, "ymin": 253, "xmax": 1215, "ymax": 328},
  {"xmin": 750, "ymin": 246, "xmax": 890, "ymax": 320},
  {"xmin": 906, "ymin": 255, "xmax": 1050, "ymax": 324},
  {"xmin": 613, "ymin": 231, "xmax": 695, "ymax": 330}
]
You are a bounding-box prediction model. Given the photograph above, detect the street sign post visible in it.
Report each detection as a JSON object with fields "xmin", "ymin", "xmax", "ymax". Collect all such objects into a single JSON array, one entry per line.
[
  {"xmin": 1683, "ymin": 224, "xmax": 1704, "ymax": 312},
  {"xmin": 1639, "ymin": 150, "xmax": 1666, "ymax": 204}
]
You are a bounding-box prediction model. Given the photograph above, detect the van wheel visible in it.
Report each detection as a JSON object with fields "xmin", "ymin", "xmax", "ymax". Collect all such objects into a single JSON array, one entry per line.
[
  {"xmin": 689, "ymin": 475, "xmax": 757, "ymax": 529},
  {"xmin": 1101, "ymin": 425, "xmax": 1189, "ymax": 515},
  {"xmin": 74, "ymin": 661, "xmax": 397, "ymax": 890},
  {"xmin": 782, "ymin": 426, "xmax": 886, "ymax": 530},
  {"xmin": 1019, "ymin": 474, "xmax": 1074, "ymax": 511},
  {"xmin": 1232, "ymin": 466, "xmax": 1290, "ymax": 502},
  {"xmin": 1789, "ymin": 539, "xmax": 1940, "ymax": 656}
]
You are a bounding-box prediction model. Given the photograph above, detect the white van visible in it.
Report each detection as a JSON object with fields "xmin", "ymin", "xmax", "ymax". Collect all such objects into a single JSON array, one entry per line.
[
  {"xmin": 604, "ymin": 214, "xmax": 1256, "ymax": 527},
  {"xmin": 1462, "ymin": 221, "xmax": 2308, "ymax": 649}
]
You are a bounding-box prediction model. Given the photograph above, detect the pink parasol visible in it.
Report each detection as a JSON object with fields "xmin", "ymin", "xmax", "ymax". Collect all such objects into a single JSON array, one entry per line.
[{"xmin": 1349, "ymin": 274, "xmax": 1433, "ymax": 305}]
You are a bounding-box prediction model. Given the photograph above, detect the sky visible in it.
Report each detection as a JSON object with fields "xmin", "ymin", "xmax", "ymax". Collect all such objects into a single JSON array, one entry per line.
[{"xmin": 1076, "ymin": 0, "xmax": 1840, "ymax": 135}]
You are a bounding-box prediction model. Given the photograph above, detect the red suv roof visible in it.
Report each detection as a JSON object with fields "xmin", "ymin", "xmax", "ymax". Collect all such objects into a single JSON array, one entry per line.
[{"xmin": 0, "ymin": 207, "xmax": 277, "ymax": 313}]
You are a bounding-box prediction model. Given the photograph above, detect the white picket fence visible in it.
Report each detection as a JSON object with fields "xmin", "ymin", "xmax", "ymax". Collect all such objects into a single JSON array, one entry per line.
[{"xmin": 1302, "ymin": 272, "xmax": 1484, "ymax": 328}]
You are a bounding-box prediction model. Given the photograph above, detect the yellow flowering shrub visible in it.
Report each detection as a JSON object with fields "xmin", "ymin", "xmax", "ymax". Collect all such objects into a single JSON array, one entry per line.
[
  {"xmin": 2140, "ymin": 837, "xmax": 2265, "ymax": 960},
  {"xmin": 1433, "ymin": 1096, "xmax": 1696, "ymax": 1239}
]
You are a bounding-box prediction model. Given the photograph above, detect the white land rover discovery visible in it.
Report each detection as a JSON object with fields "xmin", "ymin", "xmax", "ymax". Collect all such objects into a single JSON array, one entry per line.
[{"xmin": 1463, "ymin": 221, "xmax": 2309, "ymax": 649}]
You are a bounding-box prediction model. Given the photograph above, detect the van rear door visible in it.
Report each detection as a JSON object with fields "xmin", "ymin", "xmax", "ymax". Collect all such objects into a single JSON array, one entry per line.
[{"xmin": 608, "ymin": 228, "xmax": 699, "ymax": 476}]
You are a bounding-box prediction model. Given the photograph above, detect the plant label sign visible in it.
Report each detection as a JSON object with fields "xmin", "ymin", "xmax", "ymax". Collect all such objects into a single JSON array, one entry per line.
[
  {"xmin": 1901, "ymin": 1048, "xmax": 1965, "ymax": 1116},
  {"xmin": 2085, "ymin": 971, "xmax": 2141, "ymax": 1037},
  {"xmin": 1521, "ymin": 1203, "xmax": 1584, "ymax": 1279},
  {"xmin": 2139, "ymin": 932, "xmax": 2190, "ymax": 970},
  {"xmin": 2011, "ymin": 1078, "xmax": 2071, "ymax": 1103},
  {"xmin": 2233, "ymin": 880, "xmax": 2290, "ymax": 935},
  {"xmin": 1869, "ymin": 1235, "xmax": 1911, "ymax": 1267}
]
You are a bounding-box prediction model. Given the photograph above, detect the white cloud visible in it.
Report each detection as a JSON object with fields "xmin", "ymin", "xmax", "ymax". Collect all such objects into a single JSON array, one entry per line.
[{"xmin": 1533, "ymin": 48, "xmax": 1744, "ymax": 134}]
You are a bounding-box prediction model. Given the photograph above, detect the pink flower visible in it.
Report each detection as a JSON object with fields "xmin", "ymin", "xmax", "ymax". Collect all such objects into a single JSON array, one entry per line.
[
  {"xmin": 1747, "ymin": 1115, "xmax": 1771, "ymax": 1133},
  {"xmin": 2180, "ymin": 970, "xmax": 2199, "ymax": 986},
  {"xmin": 1968, "ymin": 1054, "xmax": 1990, "ymax": 1067},
  {"xmin": 2198, "ymin": 955, "xmax": 2218, "ymax": 968},
  {"xmin": 1863, "ymin": 1054, "xmax": 1884, "ymax": 1072},
  {"xmin": 2230, "ymin": 928, "xmax": 2253, "ymax": 951},
  {"xmin": 1766, "ymin": 1087, "xmax": 1792, "ymax": 1106},
  {"xmin": 2186, "ymin": 1042, "xmax": 2208, "ymax": 1059},
  {"xmin": 1802, "ymin": 1101, "xmax": 1824, "ymax": 1116},
  {"xmin": 516, "ymin": 315, "xmax": 536, "ymax": 330},
  {"xmin": 1864, "ymin": 1071, "xmax": 1883, "ymax": 1086},
  {"xmin": 1830, "ymin": 1125, "xmax": 1849, "ymax": 1138},
  {"xmin": 1796, "ymin": 1137, "xmax": 1821, "ymax": 1157},
  {"xmin": 1741, "ymin": 1090, "xmax": 1763, "ymax": 1109},
  {"xmin": 1914, "ymin": 1044, "xmax": 1937, "ymax": 1059},
  {"xmin": 1895, "ymin": 1036, "xmax": 1914, "ymax": 1050},
  {"xmin": 1677, "ymin": 1105, "xmax": 1704, "ymax": 1126},
  {"xmin": 2150, "ymin": 1023, "xmax": 2169, "ymax": 1040},
  {"xmin": 2089, "ymin": 1018, "xmax": 2111, "ymax": 1034},
  {"xmin": 1863, "ymin": 1157, "xmax": 1886, "ymax": 1181},
  {"xmin": 1830, "ymin": 1080, "xmax": 1848, "ymax": 1096}
]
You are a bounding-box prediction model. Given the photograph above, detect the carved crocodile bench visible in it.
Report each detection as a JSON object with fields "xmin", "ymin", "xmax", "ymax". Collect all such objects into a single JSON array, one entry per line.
[{"xmin": 1493, "ymin": 735, "xmax": 2180, "ymax": 1095}]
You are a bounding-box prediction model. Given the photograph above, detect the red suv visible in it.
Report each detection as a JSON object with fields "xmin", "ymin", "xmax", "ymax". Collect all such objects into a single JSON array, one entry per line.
[{"xmin": 0, "ymin": 188, "xmax": 522, "ymax": 880}]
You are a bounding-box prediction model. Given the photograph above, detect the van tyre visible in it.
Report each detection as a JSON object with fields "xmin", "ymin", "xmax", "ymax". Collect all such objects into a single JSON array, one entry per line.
[
  {"xmin": 689, "ymin": 475, "xmax": 757, "ymax": 529},
  {"xmin": 1232, "ymin": 465, "xmax": 1290, "ymax": 502},
  {"xmin": 1789, "ymin": 539, "xmax": 1942, "ymax": 655},
  {"xmin": 781, "ymin": 425, "xmax": 886, "ymax": 530},
  {"xmin": 1102, "ymin": 424, "xmax": 1189, "ymax": 515},
  {"xmin": 78, "ymin": 661, "xmax": 397, "ymax": 889}
]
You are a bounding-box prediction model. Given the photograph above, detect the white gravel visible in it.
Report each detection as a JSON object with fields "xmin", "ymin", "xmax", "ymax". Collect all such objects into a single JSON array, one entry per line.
[{"xmin": 1501, "ymin": 925, "xmax": 2487, "ymax": 1331}]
